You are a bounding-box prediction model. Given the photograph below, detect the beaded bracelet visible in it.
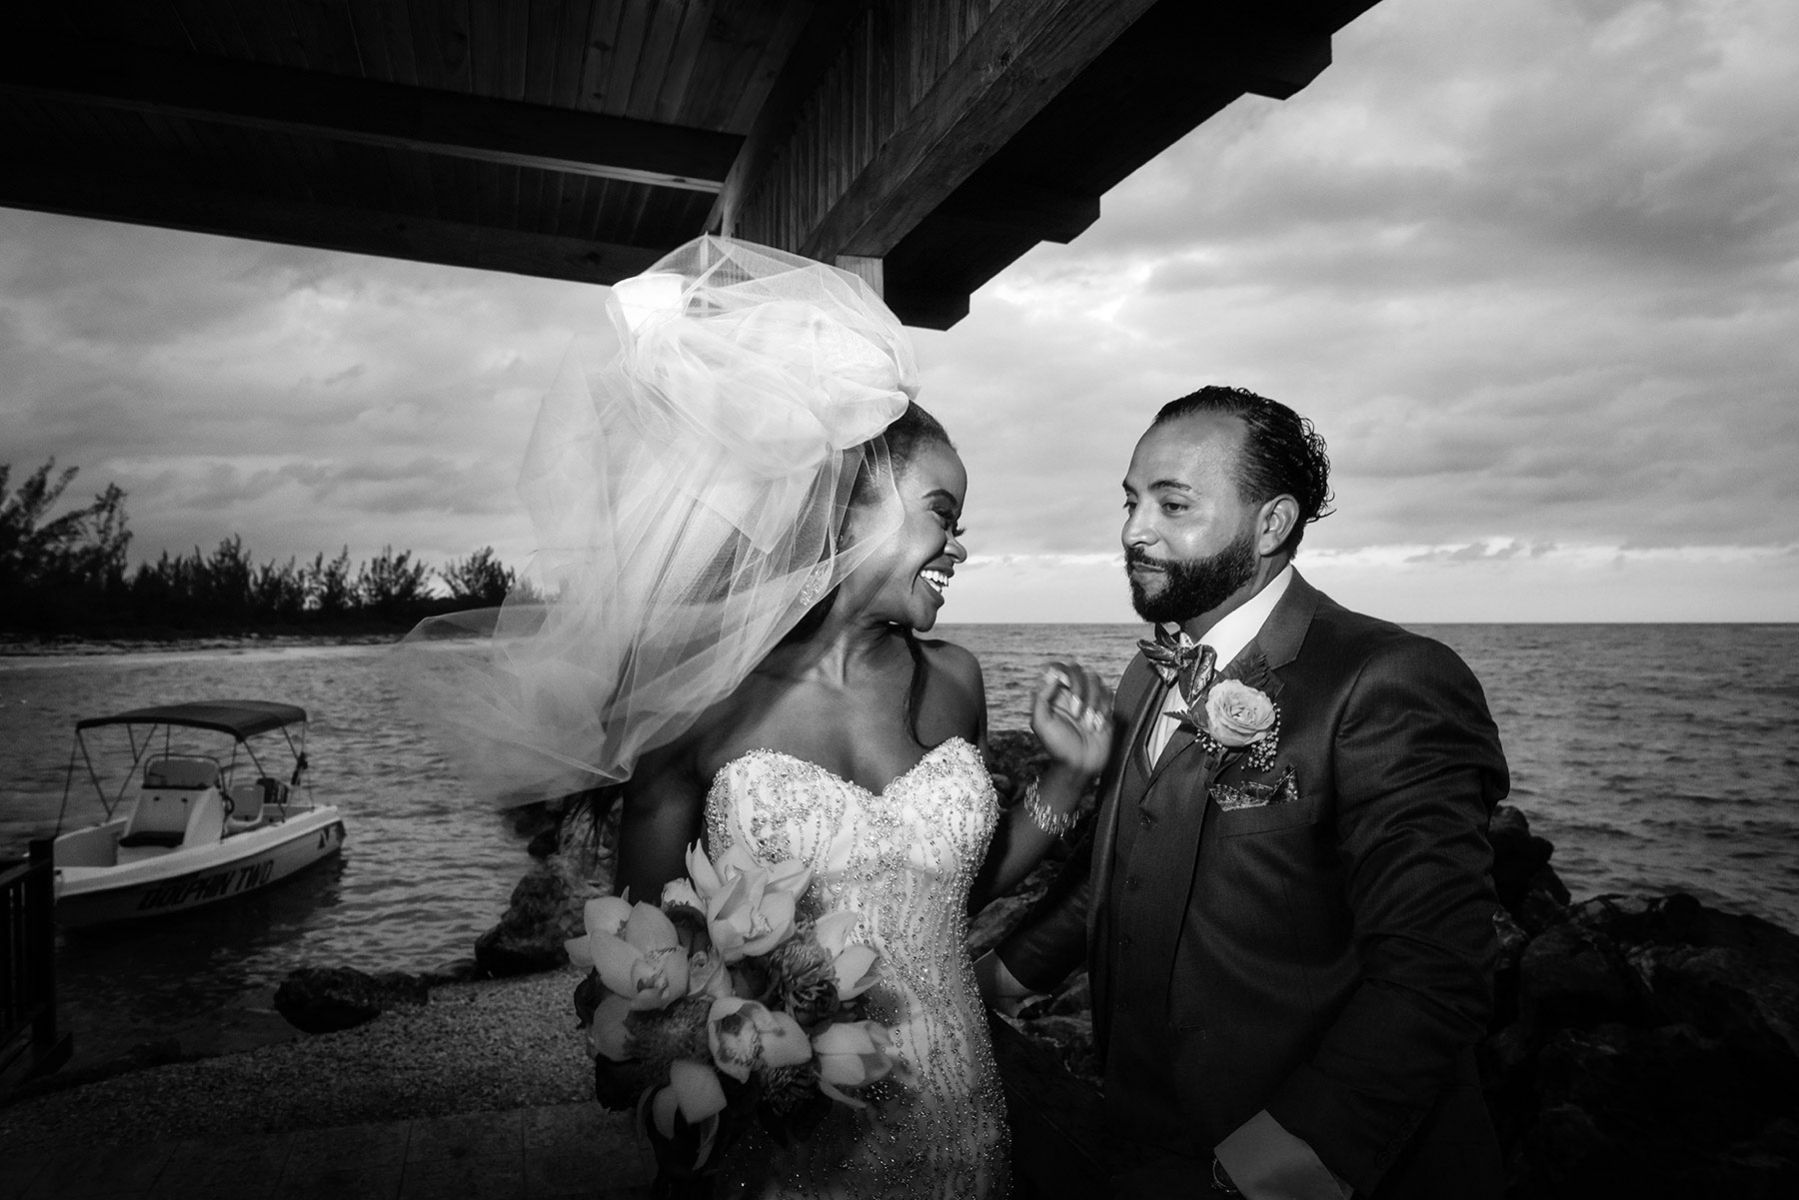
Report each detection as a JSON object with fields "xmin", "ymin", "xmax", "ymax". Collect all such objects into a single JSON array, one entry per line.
[{"xmin": 1022, "ymin": 778, "xmax": 1077, "ymax": 838}]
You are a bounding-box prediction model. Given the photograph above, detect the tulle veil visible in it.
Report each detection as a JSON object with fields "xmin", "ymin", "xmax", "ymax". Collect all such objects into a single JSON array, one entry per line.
[{"xmin": 401, "ymin": 236, "xmax": 917, "ymax": 804}]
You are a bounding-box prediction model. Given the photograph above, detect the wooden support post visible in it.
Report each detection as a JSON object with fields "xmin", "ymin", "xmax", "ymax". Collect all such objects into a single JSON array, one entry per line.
[{"xmin": 834, "ymin": 254, "xmax": 885, "ymax": 297}]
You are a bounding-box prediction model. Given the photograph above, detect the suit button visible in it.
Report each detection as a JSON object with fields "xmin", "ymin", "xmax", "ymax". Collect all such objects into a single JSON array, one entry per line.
[
  {"xmin": 1118, "ymin": 933, "xmax": 1133, "ymax": 949},
  {"xmin": 1139, "ymin": 812, "xmax": 1155, "ymax": 829},
  {"xmin": 1125, "ymin": 875, "xmax": 1140, "ymax": 891}
]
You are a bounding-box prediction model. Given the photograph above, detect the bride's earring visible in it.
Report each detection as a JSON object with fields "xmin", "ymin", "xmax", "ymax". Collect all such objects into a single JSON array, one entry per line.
[{"xmin": 797, "ymin": 564, "xmax": 832, "ymax": 608}]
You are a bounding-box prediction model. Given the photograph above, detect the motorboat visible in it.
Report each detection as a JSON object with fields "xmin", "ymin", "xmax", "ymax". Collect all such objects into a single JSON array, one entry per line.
[{"xmin": 44, "ymin": 700, "xmax": 346, "ymax": 926}]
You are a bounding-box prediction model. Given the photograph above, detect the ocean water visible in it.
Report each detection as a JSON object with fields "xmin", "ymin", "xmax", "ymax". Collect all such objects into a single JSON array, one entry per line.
[
  {"xmin": 957, "ymin": 622, "xmax": 1799, "ymax": 933},
  {"xmin": 2, "ymin": 623, "xmax": 1795, "ymax": 1068}
]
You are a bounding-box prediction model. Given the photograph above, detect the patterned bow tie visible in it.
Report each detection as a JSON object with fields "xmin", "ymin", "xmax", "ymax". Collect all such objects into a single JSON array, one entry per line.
[{"xmin": 1138, "ymin": 627, "xmax": 1216, "ymax": 707}]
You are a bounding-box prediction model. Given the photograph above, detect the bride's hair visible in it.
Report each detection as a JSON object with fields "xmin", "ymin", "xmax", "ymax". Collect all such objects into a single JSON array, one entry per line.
[
  {"xmin": 850, "ymin": 401, "xmax": 953, "ymax": 509},
  {"xmin": 778, "ymin": 400, "xmax": 955, "ymax": 746}
]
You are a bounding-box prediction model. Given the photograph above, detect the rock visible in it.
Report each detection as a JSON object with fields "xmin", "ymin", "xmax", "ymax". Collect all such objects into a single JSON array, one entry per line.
[
  {"xmin": 1039, "ymin": 970, "xmax": 1090, "ymax": 1017},
  {"xmin": 274, "ymin": 966, "xmax": 428, "ymax": 1034},
  {"xmin": 420, "ymin": 957, "xmax": 483, "ymax": 987},
  {"xmin": 1518, "ymin": 920, "xmax": 1650, "ymax": 1030},
  {"xmin": 1489, "ymin": 804, "xmax": 1571, "ymax": 933},
  {"xmin": 1489, "ymin": 885, "xmax": 1799, "ymax": 1196},
  {"xmin": 1636, "ymin": 943, "xmax": 1799, "ymax": 1066},
  {"xmin": 507, "ymin": 799, "xmax": 560, "ymax": 840},
  {"xmin": 984, "ymin": 730, "xmax": 1049, "ymax": 807},
  {"xmin": 474, "ymin": 860, "xmax": 593, "ymax": 978},
  {"xmin": 1508, "ymin": 1020, "xmax": 1792, "ymax": 1197},
  {"xmin": 968, "ymin": 888, "xmax": 1038, "ymax": 958},
  {"xmin": 552, "ymin": 787, "xmax": 621, "ymax": 888},
  {"xmin": 1017, "ymin": 1013, "xmax": 1099, "ymax": 1088}
]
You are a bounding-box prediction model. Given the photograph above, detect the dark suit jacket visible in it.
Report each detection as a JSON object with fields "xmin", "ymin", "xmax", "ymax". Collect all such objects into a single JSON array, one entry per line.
[{"xmin": 999, "ymin": 571, "xmax": 1507, "ymax": 1197}]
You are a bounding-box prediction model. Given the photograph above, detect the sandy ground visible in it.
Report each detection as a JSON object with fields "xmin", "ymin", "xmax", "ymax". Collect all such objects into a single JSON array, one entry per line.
[{"xmin": 0, "ymin": 967, "xmax": 596, "ymax": 1154}]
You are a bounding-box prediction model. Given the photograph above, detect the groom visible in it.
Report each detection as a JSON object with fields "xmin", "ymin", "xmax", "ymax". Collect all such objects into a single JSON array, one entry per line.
[{"xmin": 986, "ymin": 387, "xmax": 1507, "ymax": 1198}]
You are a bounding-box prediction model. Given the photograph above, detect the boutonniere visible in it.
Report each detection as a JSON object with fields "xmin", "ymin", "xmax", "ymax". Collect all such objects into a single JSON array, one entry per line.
[{"xmin": 1174, "ymin": 679, "xmax": 1281, "ymax": 772}]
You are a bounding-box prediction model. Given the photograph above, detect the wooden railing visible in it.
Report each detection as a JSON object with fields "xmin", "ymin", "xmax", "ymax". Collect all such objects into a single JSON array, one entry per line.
[{"xmin": 0, "ymin": 840, "xmax": 71, "ymax": 1088}]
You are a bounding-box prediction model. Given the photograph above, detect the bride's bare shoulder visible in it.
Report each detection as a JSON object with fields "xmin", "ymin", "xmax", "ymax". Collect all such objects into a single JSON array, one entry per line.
[
  {"xmin": 914, "ymin": 636, "xmax": 984, "ymax": 693},
  {"xmin": 912, "ymin": 636, "xmax": 986, "ymax": 736},
  {"xmin": 674, "ymin": 671, "xmax": 796, "ymax": 779}
]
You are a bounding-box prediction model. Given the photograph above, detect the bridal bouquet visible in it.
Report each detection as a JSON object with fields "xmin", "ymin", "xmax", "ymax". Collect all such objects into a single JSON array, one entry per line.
[{"xmin": 570, "ymin": 843, "xmax": 898, "ymax": 1174}]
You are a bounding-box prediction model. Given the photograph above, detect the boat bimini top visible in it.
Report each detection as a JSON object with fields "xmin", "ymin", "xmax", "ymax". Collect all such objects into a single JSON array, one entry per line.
[{"xmin": 59, "ymin": 699, "xmax": 311, "ymax": 829}]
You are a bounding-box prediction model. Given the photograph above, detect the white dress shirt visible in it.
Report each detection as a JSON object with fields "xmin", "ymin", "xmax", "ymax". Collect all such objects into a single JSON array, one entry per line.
[{"xmin": 1144, "ymin": 564, "xmax": 1294, "ymax": 763}]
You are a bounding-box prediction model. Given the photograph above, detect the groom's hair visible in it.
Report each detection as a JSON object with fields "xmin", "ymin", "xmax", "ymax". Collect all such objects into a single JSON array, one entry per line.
[{"xmin": 1154, "ymin": 386, "xmax": 1334, "ymax": 554}]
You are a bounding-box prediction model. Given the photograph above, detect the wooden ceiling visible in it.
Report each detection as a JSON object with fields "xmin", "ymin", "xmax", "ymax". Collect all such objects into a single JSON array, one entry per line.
[{"xmin": 0, "ymin": 1, "xmax": 1382, "ymax": 329}]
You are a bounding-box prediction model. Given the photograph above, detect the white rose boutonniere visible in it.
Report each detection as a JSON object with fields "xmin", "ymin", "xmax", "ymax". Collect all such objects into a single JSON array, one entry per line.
[{"xmin": 1179, "ymin": 679, "xmax": 1281, "ymax": 772}]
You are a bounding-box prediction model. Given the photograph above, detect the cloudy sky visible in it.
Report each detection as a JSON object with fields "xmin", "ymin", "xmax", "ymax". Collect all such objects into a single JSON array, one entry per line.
[{"xmin": 3, "ymin": 0, "xmax": 1795, "ymax": 623}]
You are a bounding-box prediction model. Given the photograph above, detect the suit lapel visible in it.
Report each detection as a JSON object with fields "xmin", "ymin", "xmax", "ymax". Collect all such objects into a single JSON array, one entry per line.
[{"xmin": 1244, "ymin": 568, "xmax": 1319, "ymax": 679}]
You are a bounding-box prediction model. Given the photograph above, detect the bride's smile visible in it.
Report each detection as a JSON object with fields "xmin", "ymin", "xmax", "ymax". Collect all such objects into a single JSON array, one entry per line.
[{"xmin": 844, "ymin": 439, "xmax": 968, "ymax": 633}]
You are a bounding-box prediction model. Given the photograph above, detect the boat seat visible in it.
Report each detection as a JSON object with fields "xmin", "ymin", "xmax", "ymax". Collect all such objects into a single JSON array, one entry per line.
[
  {"xmin": 226, "ymin": 778, "xmax": 284, "ymax": 826},
  {"xmin": 144, "ymin": 757, "xmax": 219, "ymax": 790},
  {"xmin": 123, "ymin": 794, "xmax": 194, "ymax": 845}
]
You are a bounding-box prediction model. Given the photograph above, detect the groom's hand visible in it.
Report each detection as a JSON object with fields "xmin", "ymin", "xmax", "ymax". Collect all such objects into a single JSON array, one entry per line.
[{"xmin": 1031, "ymin": 661, "xmax": 1113, "ymax": 775}]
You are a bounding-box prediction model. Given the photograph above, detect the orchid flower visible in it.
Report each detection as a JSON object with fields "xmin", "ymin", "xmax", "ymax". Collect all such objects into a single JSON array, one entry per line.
[
  {"xmin": 661, "ymin": 876, "xmax": 703, "ymax": 914},
  {"xmin": 813, "ymin": 1020, "xmax": 901, "ymax": 1107},
  {"xmin": 586, "ymin": 991, "xmax": 635, "ymax": 1062},
  {"xmin": 587, "ymin": 899, "xmax": 690, "ymax": 1011},
  {"xmin": 693, "ymin": 846, "xmax": 813, "ymax": 963},
  {"xmin": 650, "ymin": 1057, "xmax": 729, "ymax": 1140},
  {"xmin": 686, "ymin": 842, "xmax": 812, "ymax": 904},
  {"xmin": 812, "ymin": 910, "xmax": 880, "ymax": 1001},
  {"xmin": 564, "ymin": 895, "xmax": 633, "ymax": 969},
  {"xmin": 685, "ymin": 946, "xmax": 734, "ymax": 1001},
  {"xmin": 707, "ymin": 996, "xmax": 813, "ymax": 1083}
]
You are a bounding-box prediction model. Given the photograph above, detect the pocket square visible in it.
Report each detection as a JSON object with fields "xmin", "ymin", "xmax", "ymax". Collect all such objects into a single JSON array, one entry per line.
[{"xmin": 1212, "ymin": 766, "xmax": 1299, "ymax": 812}]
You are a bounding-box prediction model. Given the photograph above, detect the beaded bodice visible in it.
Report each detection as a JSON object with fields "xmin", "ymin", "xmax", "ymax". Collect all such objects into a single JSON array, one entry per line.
[{"xmin": 704, "ymin": 736, "xmax": 1008, "ymax": 1199}]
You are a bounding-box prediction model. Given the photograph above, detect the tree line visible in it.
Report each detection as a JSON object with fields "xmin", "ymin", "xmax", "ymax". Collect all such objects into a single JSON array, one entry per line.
[{"xmin": 0, "ymin": 459, "xmax": 528, "ymax": 636}]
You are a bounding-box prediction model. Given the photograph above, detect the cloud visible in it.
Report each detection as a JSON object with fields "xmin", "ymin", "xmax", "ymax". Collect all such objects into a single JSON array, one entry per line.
[
  {"xmin": 2, "ymin": 0, "xmax": 1794, "ymax": 620},
  {"xmin": 924, "ymin": 0, "xmax": 1799, "ymax": 585}
]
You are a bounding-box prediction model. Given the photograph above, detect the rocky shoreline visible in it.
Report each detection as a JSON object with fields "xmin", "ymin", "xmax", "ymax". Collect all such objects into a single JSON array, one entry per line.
[{"xmin": 7, "ymin": 731, "xmax": 1796, "ymax": 1195}]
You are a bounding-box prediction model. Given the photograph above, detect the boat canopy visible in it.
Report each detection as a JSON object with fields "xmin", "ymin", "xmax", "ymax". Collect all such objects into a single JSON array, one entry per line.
[{"xmin": 75, "ymin": 700, "xmax": 308, "ymax": 740}]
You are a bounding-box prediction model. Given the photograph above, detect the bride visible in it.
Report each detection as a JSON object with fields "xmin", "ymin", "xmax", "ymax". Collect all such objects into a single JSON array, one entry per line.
[{"xmin": 433, "ymin": 237, "xmax": 1110, "ymax": 1196}]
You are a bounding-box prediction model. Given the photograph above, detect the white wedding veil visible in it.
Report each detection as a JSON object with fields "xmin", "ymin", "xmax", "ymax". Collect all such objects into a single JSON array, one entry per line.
[{"xmin": 404, "ymin": 236, "xmax": 916, "ymax": 803}]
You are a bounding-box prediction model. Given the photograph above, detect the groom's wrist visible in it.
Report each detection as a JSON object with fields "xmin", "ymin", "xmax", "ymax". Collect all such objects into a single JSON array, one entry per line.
[{"xmin": 1216, "ymin": 1110, "xmax": 1352, "ymax": 1200}]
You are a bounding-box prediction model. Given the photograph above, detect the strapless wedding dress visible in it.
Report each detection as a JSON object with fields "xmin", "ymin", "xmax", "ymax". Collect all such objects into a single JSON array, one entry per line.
[{"xmin": 704, "ymin": 736, "xmax": 1009, "ymax": 1199}]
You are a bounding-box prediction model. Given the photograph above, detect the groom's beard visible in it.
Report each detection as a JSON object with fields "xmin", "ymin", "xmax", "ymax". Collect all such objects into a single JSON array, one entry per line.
[{"xmin": 1127, "ymin": 528, "xmax": 1258, "ymax": 625}]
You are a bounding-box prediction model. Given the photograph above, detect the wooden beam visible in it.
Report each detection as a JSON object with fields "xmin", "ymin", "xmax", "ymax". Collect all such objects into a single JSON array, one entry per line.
[
  {"xmin": 0, "ymin": 166, "xmax": 667, "ymax": 285},
  {"xmin": 884, "ymin": 286, "xmax": 969, "ymax": 333},
  {"xmin": 936, "ymin": 180, "xmax": 1102, "ymax": 246},
  {"xmin": 0, "ymin": 33, "xmax": 742, "ymax": 193},
  {"xmin": 708, "ymin": 0, "xmax": 870, "ymax": 238},
  {"xmin": 790, "ymin": 0, "xmax": 1161, "ymax": 261},
  {"xmin": 1224, "ymin": 35, "xmax": 1333, "ymax": 100}
]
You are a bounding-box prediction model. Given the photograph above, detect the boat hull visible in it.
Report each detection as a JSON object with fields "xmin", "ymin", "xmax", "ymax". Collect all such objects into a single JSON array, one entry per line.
[{"xmin": 54, "ymin": 808, "xmax": 346, "ymax": 927}]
